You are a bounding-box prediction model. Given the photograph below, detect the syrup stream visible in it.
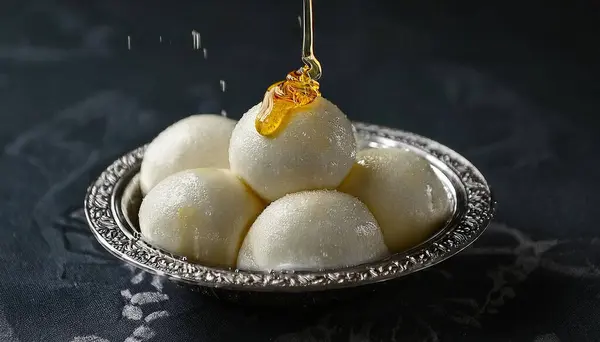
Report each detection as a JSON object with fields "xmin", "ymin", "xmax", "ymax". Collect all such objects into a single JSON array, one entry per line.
[{"xmin": 254, "ymin": 0, "xmax": 322, "ymax": 137}]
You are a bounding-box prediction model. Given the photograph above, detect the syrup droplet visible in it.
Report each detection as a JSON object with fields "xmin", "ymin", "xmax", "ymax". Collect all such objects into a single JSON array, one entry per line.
[
  {"xmin": 255, "ymin": 0, "xmax": 322, "ymax": 137},
  {"xmin": 192, "ymin": 30, "xmax": 201, "ymax": 50}
]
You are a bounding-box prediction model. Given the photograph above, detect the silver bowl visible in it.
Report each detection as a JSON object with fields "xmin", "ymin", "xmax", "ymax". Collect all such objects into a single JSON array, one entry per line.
[{"xmin": 84, "ymin": 122, "xmax": 495, "ymax": 306}]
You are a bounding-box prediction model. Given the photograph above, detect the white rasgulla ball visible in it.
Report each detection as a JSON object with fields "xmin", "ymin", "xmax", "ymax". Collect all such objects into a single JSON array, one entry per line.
[
  {"xmin": 140, "ymin": 114, "xmax": 236, "ymax": 194},
  {"xmin": 338, "ymin": 148, "xmax": 453, "ymax": 253},
  {"xmin": 229, "ymin": 97, "xmax": 356, "ymax": 202},
  {"xmin": 237, "ymin": 190, "xmax": 389, "ymax": 272},
  {"xmin": 139, "ymin": 168, "xmax": 264, "ymax": 268}
]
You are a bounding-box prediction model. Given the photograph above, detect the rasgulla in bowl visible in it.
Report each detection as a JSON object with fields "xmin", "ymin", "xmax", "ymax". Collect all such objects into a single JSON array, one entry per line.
[
  {"xmin": 229, "ymin": 97, "xmax": 356, "ymax": 202},
  {"xmin": 338, "ymin": 147, "xmax": 453, "ymax": 253},
  {"xmin": 237, "ymin": 190, "xmax": 389, "ymax": 272},
  {"xmin": 139, "ymin": 168, "xmax": 264, "ymax": 268},
  {"xmin": 140, "ymin": 114, "xmax": 236, "ymax": 194}
]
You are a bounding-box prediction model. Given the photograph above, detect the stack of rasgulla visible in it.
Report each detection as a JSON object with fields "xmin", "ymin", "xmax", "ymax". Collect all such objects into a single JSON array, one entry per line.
[{"xmin": 137, "ymin": 99, "xmax": 451, "ymax": 272}]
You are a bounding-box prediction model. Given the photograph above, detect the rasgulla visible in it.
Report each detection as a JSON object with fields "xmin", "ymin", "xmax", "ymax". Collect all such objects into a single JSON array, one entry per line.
[
  {"xmin": 140, "ymin": 114, "xmax": 236, "ymax": 194},
  {"xmin": 237, "ymin": 190, "xmax": 389, "ymax": 272},
  {"xmin": 229, "ymin": 97, "xmax": 356, "ymax": 202},
  {"xmin": 338, "ymin": 148, "xmax": 453, "ymax": 253},
  {"xmin": 139, "ymin": 168, "xmax": 264, "ymax": 267}
]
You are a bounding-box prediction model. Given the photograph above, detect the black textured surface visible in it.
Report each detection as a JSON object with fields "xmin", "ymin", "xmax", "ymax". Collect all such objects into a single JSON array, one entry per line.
[{"xmin": 0, "ymin": 1, "xmax": 599, "ymax": 341}]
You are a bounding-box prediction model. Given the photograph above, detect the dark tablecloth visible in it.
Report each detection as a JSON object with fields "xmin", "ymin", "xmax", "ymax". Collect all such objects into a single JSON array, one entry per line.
[{"xmin": 0, "ymin": 1, "xmax": 599, "ymax": 341}]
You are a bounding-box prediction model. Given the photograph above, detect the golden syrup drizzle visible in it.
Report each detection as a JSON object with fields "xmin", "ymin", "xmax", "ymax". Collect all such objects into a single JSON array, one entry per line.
[
  {"xmin": 300, "ymin": 0, "xmax": 321, "ymax": 81},
  {"xmin": 255, "ymin": 67, "xmax": 320, "ymax": 136},
  {"xmin": 255, "ymin": 0, "xmax": 322, "ymax": 137}
]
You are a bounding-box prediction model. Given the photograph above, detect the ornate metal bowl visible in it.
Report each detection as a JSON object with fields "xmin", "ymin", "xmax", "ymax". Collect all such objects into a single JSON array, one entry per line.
[{"xmin": 84, "ymin": 122, "xmax": 495, "ymax": 306}]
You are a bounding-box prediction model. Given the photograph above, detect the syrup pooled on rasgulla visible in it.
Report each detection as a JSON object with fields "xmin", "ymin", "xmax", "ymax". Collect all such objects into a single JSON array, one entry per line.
[{"xmin": 254, "ymin": 67, "xmax": 321, "ymax": 137}]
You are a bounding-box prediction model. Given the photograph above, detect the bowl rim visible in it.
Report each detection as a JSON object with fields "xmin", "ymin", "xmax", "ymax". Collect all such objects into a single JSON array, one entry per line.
[{"xmin": 84, "ymin": 122, "xmax": 495, "ymax": 292}]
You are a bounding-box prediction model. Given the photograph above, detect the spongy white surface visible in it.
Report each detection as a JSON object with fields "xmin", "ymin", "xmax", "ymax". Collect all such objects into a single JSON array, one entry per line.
[
  {"xmin": 140, "ymin": 114, "xmax": 236, "ymax": 194},
  {"xmin": 237, "ymin": 190, "xmax": 389, "ymax": 272},
  {"xmin": 338, "ymin": 148, "xmax": 453, "ymax": 253},
  {"xmin": 229, "ymin": 97, "xmax": 356, "ymax": 202},
  {"xmin": 139, "ymin": 168, "xmax": 264, "ymax": 267}
]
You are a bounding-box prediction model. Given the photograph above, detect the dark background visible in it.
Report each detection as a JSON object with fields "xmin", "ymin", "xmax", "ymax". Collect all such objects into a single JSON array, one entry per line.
[{"xmin": 0, "ymin": 1, "xmax": 599, "ymax": 341}]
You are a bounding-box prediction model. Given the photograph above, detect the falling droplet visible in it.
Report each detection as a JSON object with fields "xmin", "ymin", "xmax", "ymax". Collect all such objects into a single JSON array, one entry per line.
[
  {"xmin": 159, "ymin": 36, "xmax": 162, "ymax": 43},
  {"xmin": 203, "ymin": 48, "xmax": 208, "ymax": 59},
  {"xmin": 297, "ymin": 15, "xmax": 302, "ymax": 27},
  {"xmin": 220, "ymin": 109, "xmax": 227, "ymax": 117},
  {"xmin": 192, "ymin": 30, "xmax": 201, "ymax": 50},
  {"xmin": 219, "ymin": 80, "xmax": 226, "ymax": 92},
  {"xmin": 127, "ymin": 35, "xmax": 131, "ymax": 50}
]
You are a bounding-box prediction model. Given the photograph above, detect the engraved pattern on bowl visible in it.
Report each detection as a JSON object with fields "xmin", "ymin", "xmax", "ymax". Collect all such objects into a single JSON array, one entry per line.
[{"xmin": 84, "ymin": 122, "xmax": 495, "ymax": 293}]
